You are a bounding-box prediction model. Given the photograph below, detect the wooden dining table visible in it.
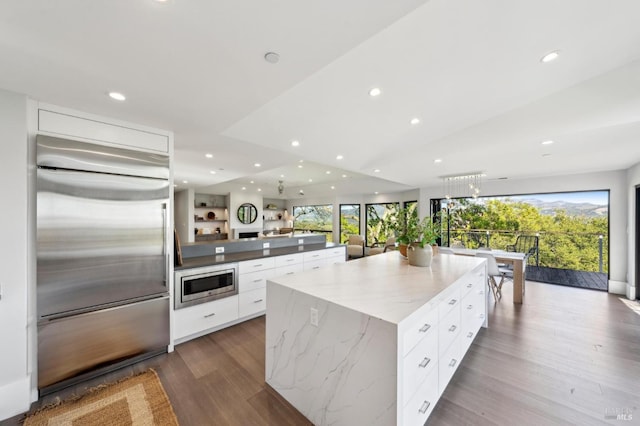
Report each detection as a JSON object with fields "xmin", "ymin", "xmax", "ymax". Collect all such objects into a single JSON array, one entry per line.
[{"xmin": 449, "ymin": 248, "xmax": 528, "ymax": 303}]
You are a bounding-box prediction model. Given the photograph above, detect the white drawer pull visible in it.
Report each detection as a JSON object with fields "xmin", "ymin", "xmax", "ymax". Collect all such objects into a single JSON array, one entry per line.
[
  {"xmin": 254, "ymin": 264, "xmax": 263, "ymax": 268},
  {"xmin": 287, "ymin": 259, "xmax": 294, "ymax": 262},
  {"xmin": 467, "ymin": 304, "xmax": 473, "ymax": 310},
  {"xmin": 448, "ymin": 325, "xmax": 457, "ymax": 332},
  {"xmin": 418, "ymin": 401, "xmax": 431, "ymax": 414},
  {"xmin": 286, "ymin": 272, "xmax": 295, "ymax": 275},
  {"xmin": 253, "ymin": 278, "xmax": 262, "ymax": 283},
  {"xmin": 449, "ymin": 359, "xmax": 457, "ymax": 368},
  {"xmin": 448, "ymin": 299, "xmax": 457, "ymax": 305},
  {"xmin": 419, "ymin": 324, "xmax": 431, "ymax": 333},
  {"xmin": 467, "ymin": 332, "xmax": 474, "ymax": 338},
  {"xmin": 253, "ymin": 299, "xmax": 264, "ymax": 303},
  {"xmin": 312, "ymin": 266, "xmax": 320, "ymax": 269},
  {"xmin": 204, "ymin": 313, "xmax": 216, "ymax": 318},
  {"xmin": 418, "ymin": 357, "xmax": 431, "ymax": 368},
  {"xmin": 466, "ymin": 283, "xmax": 472, "ymax": 288}
]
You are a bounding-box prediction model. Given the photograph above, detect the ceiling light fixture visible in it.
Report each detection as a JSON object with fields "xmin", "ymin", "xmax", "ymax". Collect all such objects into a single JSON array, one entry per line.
[
  {"xmin": 434, "ymin": 158, "xmax": 442, "ymax": 164},
  {"xmin": 254, "ymin": 163, "xmax": 261, "ymax": 167},
  {"xmin": 205, "ymin": 153, "xmax": 213, "ymax": 158},
  {"xmin": 336, "ymin": 155, "xmax": 343, "ymax": 160},
  {"xmin": 369, "ymin": 87, "xmax": 381, "ymax": 97},
  {"xmin": 541, "ymin": 50, "xmax": 560, "ymax": 63},
  {"xmin": 331, "ymin": 186, "xmax": 335, "ymax": 190},
  {"xmin": 374, "ymin": 169, "xmax": 381, "ymax": 173},
  {"xmin": 250, "ymin": 180, "xmax": 254, "ymax": 184},
  {"xmin": 280, "ymin": 174, "xmax": 285, "ymax": 178},
  {"xmin": 326, "ymin": 171, "xmax": 331, "ymax": 174},
  {"xmin": 278, "ymin": 180, "xmax": 284, "ymax": 195},
  {"xmin": 442, "ymin": 172, "xmax": 485, "ymax": 199},
  {"xmin": 209, "ymin": 170, "xmax": 216, "ymax": 174},
  {"xmin": 108, "ymin": 92, "xmax": 126, "ymax": 101},
  {"xmin": 242, "ymin": 187, "xmax": 246, "ymax": 190},
  {"xmin": 342, "ymin": 174, "xmax": 347, "ymax": 178},
  {"xmin": 298, "ymin": 165, "xmax": 303, "ymax": 169},
  {"xmin": 258, "ymin": 188, "xmax": 262, "ymax": 192},
  {"xmin": 374, "ymin": 191, "xmax": 379, "ymax": 195},
  {"xmin": 264, "ymin": 52, "xmax": 280, "ymax": 64},
  {"xmin": 410, "ymin": 118, "xmax": 420, "ymax": 125},
  {"xmin": 182, "ymin": 180, "xmax": 188, "ymax": 184},
  {"xmin": 541, "ymin": 140, "xmax": 554, "ymax": 145},
  {"xmin": 291, "ymin": 140, "xmax": 300, "ymax": 147},
  {"xmin": 308, "ymin": 179, "xmax": 313, "ymax": 182}
]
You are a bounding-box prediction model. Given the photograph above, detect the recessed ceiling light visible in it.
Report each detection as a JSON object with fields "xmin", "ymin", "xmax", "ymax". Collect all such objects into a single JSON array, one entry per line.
[
  {"xmin": 326, "ymin": 171, "xmax": 331, "ymax": 174},
  {"xmin": 434, "ymin": 158, "xmax": 442, "ymax": 164},
  {"xmin": 298, "ymin": 165, "xmax": 303, "ymax": 169},
  {"xmin": 541, "ymin": 140, "xmax": 554, "ymax": 145},
  {"xmin": 258, "ymin": 188, "xmax": 262, "ymax": 192},
  {"xmin": 331, "ymin": 186, "xmax": 335, "ymax": 190},
  {"xmin": 209, "ymin": 170, "xmax": 216, "ymax": 174},
  {"xmin": 108, "ymin": 92, "xmax": 126, "ymax": 101},
  {"xmin": 242, "ymin": 186, "xmax": 246, "ymax": 190},
  {"xmin": 410, "ymin": 118, "xmax": 420, "ymax": 125},
  {"xmin": 299, "ymin": 159, "xmax": 304, "ymax": 163},
  {"xmin": 250, "ymin": 180, "xmax": 254, "ymax": 184},
  {"xmin": 280, "ymin": 174, "xmax": 285, "ymax": 178},
  {"xmin": 369, "ymin": 87, "xmax": 381, "ymax": 97},
  {"xmin": 291, "ymin": 140, "xmax": 300, "ymax": 147},
  {"xmin": 336, "ymin": 155, "xmax": 343, "ymax": 160},
  {"xmin": 342, "ymin": 174, "xmax": 347, "ymax": 178},
  {"xmin": 254, "ymin": 163, "xmax": 261, "ymax": 167},
  {"xmin": 205, "ymin": 153, "xmax": 213, "ymax": 158},
  {"xmin": 182, "ymin": 180, "xmax": 188, "ymax": 184},
  {"xmin": 264, "ymin": 52, "xmax": 280, "ymax": 64},
  {"xmin": 308, "ymin": 179, "xmax": 313, "ymax": 182},
  {"xmin": 374, "ymin": 169, "xmax": 381, "ymax": 173},
  {"xmin": 541, "ymin": 50, "xmax": 560, "ymax": 63},
  {"xmin": 374, "ymin": 191, "xmax": 379, "ymax": 195}
]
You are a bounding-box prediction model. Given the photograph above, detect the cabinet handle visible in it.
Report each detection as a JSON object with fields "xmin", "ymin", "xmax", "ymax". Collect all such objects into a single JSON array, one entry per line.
[
  {"xmin": 419, "ymin": 324, "xmax": 431, "ymax": 333},
  {"xmin": 419, "ymin": 357, "xmax": 431, "ymax": 368},
  {"xmin": 418, "ymin": 401, "xmax": 431, "ymax": 414},
  {"xmin": 253, "ymin": 299, "xmax": 264, "ymax": 303},
  {"xmin": 204, "ymin": 313, "xmax": 216, "ymax": 318},
  {"xmin": 467, "ymin": 304, "xmax": 473, "ymax": 310},
  {"xmin": 287, "ymin": 259, "xmax": 294, "ymax": 262},
  {"xmin": 286, "ymin": 272, "xmax": 295, "ymax": 275},
  {"xmin": 253, "ymin": 279, "xmax": 262, "ymax": 283},
  {"xmin": 449, "ymin": 359, "xmax": 457, "ymax": 368},
  {"xmin": 254, "ymin": 264, "xmax": 263, "ymax": 268},
  {"xmin": 448, "ymin": 299, "xmax": 457, "ymax": 305},
  {"xmin": 466, "ymin": 283, "xmax": 472, "ymax": 288},
  {"xmin": 448, "ymin": 325, "xmax": 457, "ymax": 332},
  {"xmin": 467, "ymin": 332, "xmax": 474, "ymax": 338},
  {"xmin": 312, "ymin": 266, "xmax": 320, "ymax": 269}
]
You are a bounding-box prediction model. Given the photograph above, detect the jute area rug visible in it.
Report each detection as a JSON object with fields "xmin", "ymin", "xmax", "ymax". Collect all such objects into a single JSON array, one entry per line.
[{"xmin": 24, "ymin": 369, "xmax": 179, "ymax": 426}]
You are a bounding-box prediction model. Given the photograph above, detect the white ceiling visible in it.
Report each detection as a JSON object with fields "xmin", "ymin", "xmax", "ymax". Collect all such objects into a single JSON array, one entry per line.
[{"xmin": 2, "ymin": 0, "xmax": 640, "ymax": 199}]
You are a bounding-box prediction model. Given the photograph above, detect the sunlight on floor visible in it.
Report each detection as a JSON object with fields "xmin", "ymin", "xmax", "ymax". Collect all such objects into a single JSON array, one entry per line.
[{"xmin": 619, "ymin": 297, "xmax": 640, "ymax": 316}]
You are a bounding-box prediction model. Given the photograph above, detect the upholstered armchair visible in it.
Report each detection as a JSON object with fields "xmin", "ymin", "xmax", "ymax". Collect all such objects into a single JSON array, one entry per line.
[
  {"xmin": 369, "ymin": 237, "xmax": 396, "ymax": 255},
  {"xmin": 346, "ymin": 235, "xmax": 365, "ymax": 259}
]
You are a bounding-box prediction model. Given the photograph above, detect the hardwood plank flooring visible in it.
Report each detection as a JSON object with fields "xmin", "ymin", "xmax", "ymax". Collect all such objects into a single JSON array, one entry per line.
[{"xmin": 4, "ymin": 281, "xmax": 640, "ymax": 425}]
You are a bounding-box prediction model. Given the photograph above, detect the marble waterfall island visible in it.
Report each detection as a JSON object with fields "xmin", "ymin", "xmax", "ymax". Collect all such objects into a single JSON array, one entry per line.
[{"xmin": 265, "ymin": 252, "xmax": 488, "ymax": 425}]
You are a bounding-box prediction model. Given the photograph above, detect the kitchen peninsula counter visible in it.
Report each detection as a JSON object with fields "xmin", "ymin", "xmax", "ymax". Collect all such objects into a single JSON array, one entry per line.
[{"xmin": 265, "ymin": 252, "xmax": 488, "ymax": 425}]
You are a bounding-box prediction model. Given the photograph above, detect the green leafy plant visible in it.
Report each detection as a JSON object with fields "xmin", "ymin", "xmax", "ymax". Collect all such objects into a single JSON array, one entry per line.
[{"xmin": 391, "ymin": 205, "xmax": 441, "ymax": 248}]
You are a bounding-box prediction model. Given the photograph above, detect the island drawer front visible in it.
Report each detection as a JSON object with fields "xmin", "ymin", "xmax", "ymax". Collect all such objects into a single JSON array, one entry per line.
[
  {"xmin": 403, "ymin": 325, "xmax": 438, "ymax": 404},
  {"xmin": 438, "ymin": 303, "xmax": 461, "ymax": 357},
  {"xmin": 461, "ymin": 317, "xmax": 484, "ymax": 355},
  {"xmin": 239, "ymin": 257, "xmax": 276, "ymax": 274},
  {"xmin": 403, "ymin": 367, "xmax": 439, "ymax": 425},
  {"xmin": 274, "ymin": 263, "xmax": 304, "ymax": 277},
  {"xmin": 239, "ymin": 288, "xmax": 266, "ymax": 318},
  {"xmin": 402, "ymin": 305, "xmax": 438, "ymax": 356},
  {"xmin": 324, "ymin": 247, "xmax": 346, "ymax": 259},
  {"xmin": 303, "ymin": 258, "xmax": 328, "ymax": 271},
  {"xmin": 461, "ymin": 267, "xmax": 484, "ymax": 299},
  {"xmin": 438, "ymin": 284, "xmax": 461, "ymax": 320},
  {"xmin": 174, "ymin": 295, "xmax": 239, "ymax": 340},
  {"xmin": 303, "ymin": 250, "xmax": 327, "ymax": 262},
  {"xmin": 274, "ymin": 253, "xmax": 304, "ymax": 268},
  {"xmin": 239, "ymin": 268, "xmax": 277, "ymax": 292},
  {"xmin": 326, "ymin": 254, "xmax": 346, "ymax": 266},
  {"xmin": 438, "ymin": 338, "xmax": 461, "ymax": 396}
]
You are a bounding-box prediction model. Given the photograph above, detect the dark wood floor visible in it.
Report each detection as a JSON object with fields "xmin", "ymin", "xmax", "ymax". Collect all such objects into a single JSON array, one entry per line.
[
  {"xmin": 4, "ymin": 281, "xmax": 640, "ymax": 425},
  {"xmin": 527, "ymin": 266, "xmax": 609, "ymax": 291}
]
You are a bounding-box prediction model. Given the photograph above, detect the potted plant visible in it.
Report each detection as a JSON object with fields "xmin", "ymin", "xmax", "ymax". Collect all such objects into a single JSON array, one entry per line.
[{"xmin": 391, "ymin": 206, "xmax": 441, "ymax": 266}]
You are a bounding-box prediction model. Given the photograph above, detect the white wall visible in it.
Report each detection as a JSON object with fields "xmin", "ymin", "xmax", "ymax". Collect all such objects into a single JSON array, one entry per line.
[
  {"xmin": 174, "ymin": 189, "xmax": 193, "ymax": 244},
  {"xmin": 627, "ymin": 163, "xmax": 640, "ymax": 299},
  {"xmin": 0, "ymin": 90, "xmax": 31, "ymax": 419},
  {"xmin": 419, "ymin": 170, "xmax": 628, "ymax": 286}
]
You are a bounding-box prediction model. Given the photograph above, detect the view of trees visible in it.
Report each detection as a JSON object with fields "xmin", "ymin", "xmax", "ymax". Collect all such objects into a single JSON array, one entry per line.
[
  {"xmin": 292, "ymin": 204, "xmax": 334, "ymax": 242},
  {"xmin": 339, "ymin": 204, "xmax": 360, "ymax": 243},
  {"xmin": 442, "ymin": 197, "xmax": 609, "ymax": 273},
  {"xmin": 365, "ymin": 203, "xmax": 399, "ymax": 246}
]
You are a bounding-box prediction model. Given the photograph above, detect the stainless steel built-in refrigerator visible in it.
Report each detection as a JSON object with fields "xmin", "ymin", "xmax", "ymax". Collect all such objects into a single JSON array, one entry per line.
[{"xmin": 36, "ymin": 135, "xmax": 170, "ymax": 393}]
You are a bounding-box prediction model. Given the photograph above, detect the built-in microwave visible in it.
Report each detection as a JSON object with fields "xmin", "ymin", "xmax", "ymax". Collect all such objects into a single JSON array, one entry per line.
[{"xmin": 174, "ymin": 263, "xmax": 238, "ymax": 309}]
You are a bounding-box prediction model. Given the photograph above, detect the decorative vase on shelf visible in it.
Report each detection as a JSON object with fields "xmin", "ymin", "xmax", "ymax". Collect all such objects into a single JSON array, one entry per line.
[{"xmin": 407, "ymin": 244, "xmax": 433, "ymax": 267}]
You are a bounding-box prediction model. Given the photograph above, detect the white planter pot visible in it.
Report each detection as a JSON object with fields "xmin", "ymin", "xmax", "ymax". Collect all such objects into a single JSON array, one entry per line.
[{"xmin": 407, "ymin": 244, "xmax": 433, "ymax": 267}]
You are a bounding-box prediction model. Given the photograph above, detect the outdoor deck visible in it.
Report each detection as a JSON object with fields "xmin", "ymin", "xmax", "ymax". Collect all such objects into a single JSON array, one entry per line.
[{"xmin": 526, "ymin": 265, "xmax": 608, "ymax": 291}]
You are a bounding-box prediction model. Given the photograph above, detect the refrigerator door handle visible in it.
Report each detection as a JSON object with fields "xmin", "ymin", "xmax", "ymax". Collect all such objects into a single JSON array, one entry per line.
[{"xmin": 163, "ymin": 202, "xmax": 168, "ymax": 288}]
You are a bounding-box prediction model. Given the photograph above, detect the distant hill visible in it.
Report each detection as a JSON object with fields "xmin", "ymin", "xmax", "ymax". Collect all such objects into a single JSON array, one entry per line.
[{"xmin": 514, "ymin": 198, "xmax": 608, "ymax": 217}]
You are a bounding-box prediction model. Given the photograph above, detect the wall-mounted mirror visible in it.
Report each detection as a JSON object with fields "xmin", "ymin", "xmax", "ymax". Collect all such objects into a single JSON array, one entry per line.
[{"xmin": 237, "ymin": 203, "xmax": 258, "ymax": 224}]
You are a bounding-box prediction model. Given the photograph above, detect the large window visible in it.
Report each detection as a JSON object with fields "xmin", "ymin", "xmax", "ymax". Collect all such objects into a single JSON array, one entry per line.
[
  {"xmin": 339, "ymin": 204, "xmax": 360, "ymax": 243},
  {"xmin": 292, "ymin": 204, "xmax": 334, "ymax": 242},
  {"xmin": 365, "ymin": 202, "xmax": 399, "ymax": 247}
]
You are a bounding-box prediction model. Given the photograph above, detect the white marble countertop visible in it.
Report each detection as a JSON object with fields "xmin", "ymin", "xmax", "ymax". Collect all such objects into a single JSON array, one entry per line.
[{"xmin": 268, "ymin": 251, "xmax": 485, "ymax": 325}]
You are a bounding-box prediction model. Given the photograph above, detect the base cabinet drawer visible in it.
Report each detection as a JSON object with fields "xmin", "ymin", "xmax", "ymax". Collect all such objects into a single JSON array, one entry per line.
[
  {"xmin": 239, "ymin": 288, "xmax": 267, "ymax": 318},
  {"xmin": 274, "ymin": 263, "xmax": 304, "ymax": 277},
  {"xmin": 239, "ymin": 268, "xmax": 276, "ymax": 292},
  {"xmin": 403, "ymin": 325, "xmax": 438, "ymax": 403},
  {"xmin": 403, "ymin": 367, "xmax": 439, "ymax": 425},
  {"xmin": 174, "ymin": 296, "xmax": 239, "ymax": 340},
  {"xmin": 438, "ymin": 338, "xmax": 461, "ymax": 396},
  {"xmin": 438, "ymin": 304, "xmax": 461, "ymax": 356},
  {"xmin": 304, "ymin": 258, "xmax": 328, "ymax": 271}
]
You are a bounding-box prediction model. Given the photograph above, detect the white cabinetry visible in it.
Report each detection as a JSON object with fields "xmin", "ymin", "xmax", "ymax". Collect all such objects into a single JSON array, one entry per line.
[{"xmin": 173, "ymin": 295, "xmax": 238, "ymax": 341}]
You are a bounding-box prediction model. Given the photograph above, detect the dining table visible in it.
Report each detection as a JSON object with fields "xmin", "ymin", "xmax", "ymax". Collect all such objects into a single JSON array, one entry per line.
[{"xmin": 449, "ymin": 248, "xmax": 528, "ymax": 303}]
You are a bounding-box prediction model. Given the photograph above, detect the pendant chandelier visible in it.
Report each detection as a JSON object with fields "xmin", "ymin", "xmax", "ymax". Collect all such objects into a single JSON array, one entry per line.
[
  {"xmin": 441, "ymin": 172, "xmax": 485, "ymax": 200},
  {"xmin": 277, "ymin": 180, "xmax": 284, "ymax": 195}
]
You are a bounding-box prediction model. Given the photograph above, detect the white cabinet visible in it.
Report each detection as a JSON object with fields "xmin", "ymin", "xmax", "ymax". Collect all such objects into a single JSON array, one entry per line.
[
  {"xmin": 173, "ymin": 296, "xmax": 239, "ymax": 341},
  {"xmin": 239, "ymin": 288, "xmax": 267, "ymax": 318}
]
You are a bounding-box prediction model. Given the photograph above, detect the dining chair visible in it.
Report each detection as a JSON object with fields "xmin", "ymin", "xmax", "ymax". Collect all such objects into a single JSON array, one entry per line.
[{"xmin": 475, "ymin": 252, "xmax": 512, "ymax": 302}]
